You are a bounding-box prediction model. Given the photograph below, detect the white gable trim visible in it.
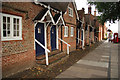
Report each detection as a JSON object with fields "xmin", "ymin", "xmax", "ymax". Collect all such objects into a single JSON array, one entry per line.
[
  {"xmin": 40, "ymin": 9, "xmax": 55, "ymax": 25},
  {"xmin": 34, "ymin": 1, "xmax": 60, "ymax": 13},
  {"xmin": 56, "ymin": 15, "xmax": 65, "ymax": 26},
  {"xmin": 72, "ymin": 1, "xmax": 79, "ymax": 20}
]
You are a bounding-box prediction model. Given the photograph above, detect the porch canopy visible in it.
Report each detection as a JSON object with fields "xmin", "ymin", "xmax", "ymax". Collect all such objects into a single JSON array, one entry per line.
[
  {"xmin": 53, "ymin": 13, "xmax": 65, "ymax": 26},
  {"xmin": 41, "ymin": 2, "xmax": 69, "ymax": 13},
  {"xmin": 43, "ymin": 2, "xmax": 68, "ymax": 26},
  {"xmin": 33, "ymin": 2, "xmax": 69, "ymax": 26},
  {"xmin": 33, "ymin": 8, "xmax": 55, "ymax": 25}
]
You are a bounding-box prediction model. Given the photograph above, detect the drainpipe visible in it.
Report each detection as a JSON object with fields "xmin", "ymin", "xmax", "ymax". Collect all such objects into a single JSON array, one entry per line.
[{"xmin": 61, "ymin": 25, "xmax": 63, "ymax": 52}]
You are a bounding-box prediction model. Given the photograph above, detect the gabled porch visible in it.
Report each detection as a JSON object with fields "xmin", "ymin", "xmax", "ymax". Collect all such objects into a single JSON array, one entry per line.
[{"xmin": 33, "ymin": 6, "xmax": 70, "ymax": 65}]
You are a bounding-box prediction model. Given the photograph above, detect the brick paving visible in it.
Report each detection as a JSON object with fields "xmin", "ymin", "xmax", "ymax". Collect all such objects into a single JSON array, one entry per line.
[{"xmin": 56, "ymin": 40, "xmax": 119, "ymax": 78}]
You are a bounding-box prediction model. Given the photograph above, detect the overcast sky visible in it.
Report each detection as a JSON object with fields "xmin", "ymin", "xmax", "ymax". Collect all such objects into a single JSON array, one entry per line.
[{"xmin": 75, "ymin": 0, "xmax": 118, "ymax": 34}]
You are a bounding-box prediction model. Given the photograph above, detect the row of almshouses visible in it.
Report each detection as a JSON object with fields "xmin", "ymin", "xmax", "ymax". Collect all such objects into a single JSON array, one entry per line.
[{"xmin": 1, "ymin": 2, "xmax": 104, "ymax": 77}]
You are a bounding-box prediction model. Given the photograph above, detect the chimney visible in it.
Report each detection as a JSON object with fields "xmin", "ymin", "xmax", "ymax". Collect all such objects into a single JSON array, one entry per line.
[
  {"xmin": 88, "ymin": 6, "xmax": 91, "ymax": 14},
  {"xmin": 94, "ymin": 9, "xmax": 96, "ymax": 16}
]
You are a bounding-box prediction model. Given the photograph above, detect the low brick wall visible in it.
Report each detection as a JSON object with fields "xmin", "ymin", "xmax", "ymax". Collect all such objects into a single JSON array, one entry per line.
[{"xmin": 2, "ymin": 50, "xmax": 35, "ymax": 77}]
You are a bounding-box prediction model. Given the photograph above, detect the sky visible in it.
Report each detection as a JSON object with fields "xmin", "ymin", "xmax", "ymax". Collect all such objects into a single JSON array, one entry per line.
[{"xmin": 75, "ymin": 0, "xmax": 118, "ymax": 34}]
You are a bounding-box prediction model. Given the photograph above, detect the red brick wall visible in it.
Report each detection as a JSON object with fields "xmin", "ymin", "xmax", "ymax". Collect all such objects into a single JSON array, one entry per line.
[
  {"xmin": 85, "ymin": 26, "xmax": 90, "ymax": 45},
  {"xmin": 63, "ymin": 3, "xmax": 77, "ymax": 26},
  {"xmin": 2, "ymin": 50, "xmax": 35, "ymax": 77},
  {"xmin": 102, "ymin": 24, "xmax": 107, "ymax": 39},
  {"xmin": 62, "ymin": 24, "xmax": 76, "ymax": 52},
  {"xmin": 1, "ymin": 2, "xmax": 45, "ymax": 77},
  {"xmin": 98, "ymin": 25, "xmax": 102, "ymax": 41},
  {"xmin": 47, "ymin": 26, "xmax": 51, "ymax": 51},
  {"xmin": 90, "ymin": 32, "xmax": 94, "ymax": 43},
  {"xmin": 62, "ymin": 2, "xmax": 77, "ymax": 52},
  {"xmin": 83, "ymin": 23, "xmax": 86, "ymax": 46}
]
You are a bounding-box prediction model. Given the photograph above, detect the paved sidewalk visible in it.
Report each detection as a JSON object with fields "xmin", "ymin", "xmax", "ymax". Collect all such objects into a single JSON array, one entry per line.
[{"xmin": 56, "ymin": 40, "xmax": 119, "ymax": 78}]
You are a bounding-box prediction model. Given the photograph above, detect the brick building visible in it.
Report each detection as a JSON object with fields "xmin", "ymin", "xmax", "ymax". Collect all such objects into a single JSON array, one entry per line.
[
  {"xmin": 98, "ymin": 24, "xmax": 103, "ymax": 41},
  {"xmin": 85, "ymin": 6, "xmax": 96, "ymax": 46},
  {"xmin": 1, "ymin": 1, "xmax": 105, "ymax": 78},
  {"xmin": 62, "ymin": 2, "xmax": 79, "ymax": 52},
  {"xmin": 77, "ymin": 8, "xmax": 85, "ymax": 49},
  {"xmin": 1, "ymin": 2, "xmax": 79, "ymax": 77},
  {"xmin": 102, "ymin": 23, "xmax": 107, "ymax": 39},
  {"xmin": 94, "ymin": 17, "xmax": 103, "ymax": 42}
]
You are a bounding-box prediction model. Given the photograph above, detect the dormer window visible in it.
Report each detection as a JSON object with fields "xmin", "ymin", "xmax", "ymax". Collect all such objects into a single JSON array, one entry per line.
[{"xmin": 68, "ymin": 7, "xmax": 73, "ymax": 17}]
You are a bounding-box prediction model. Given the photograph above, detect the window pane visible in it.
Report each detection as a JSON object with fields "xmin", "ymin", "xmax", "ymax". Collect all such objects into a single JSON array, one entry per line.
[
  {"xmin": 70, "ymin": 9, "xmax": 71, "ymax": 15},
  {"xmin": 14, "ymin": 31, "xmax": 16, "ymax": 36},
  {"xmin": 67, "ymin": 27, "xmax": 68, "ymax": 35},
  {"xmin": 64, "ymin": 27, "xmax": 66, "ymax": 35},
  {"xmin": 7, "ymin": 24, "xmax": 10, "ymax": 30},
  {"xmin": 3, "ymin": 16, "xmax": 6, "ymax": 22},
  {"xmin": 7, "ymin": 17, "xmax": 10, "ymax": 23},
  {"xmin": 17, "ymin": 31, "xmax": 19, "ymax": 36},
  {"xmin": 71, "ymin": 27, "xmax": 73, "ymax": 35},
  {"xmin": 2, "ymin": 14, "xmax": 22, "ymax": 40},
  {"xmin": 14, "ymin": 25, "xmax": 16, "ymax": 30},
  {"xmin": 17, "ymin": 25, "xmax": 19, "ymax": 30},
  {"xmin": 13, "ymin": 18, "xmax": 16, "ymax": 23},
  {"xmin": 7, "ymin": 31, "xmax": 10, "ymax": 36},
  {"xmin": 66, "ymin": 27, "xmax": 68, "ymax": 36},
  {"xmin": 68, "ymin": 8, "xmax": 71, "ymax": 15},
  {"xmin": 17, "ymin": 19, "xmax": 19, "ymax": 24},
  {"xmin": 3, "ymin": 31, "xmax": 6, "ymax": 37},
  {"xmin": 7, "ymin": 31, "xmax": 10, "ymax": 34},
  {"xmin": 3, "ymin": 24, "xmax": 6, "ymax": 29}
]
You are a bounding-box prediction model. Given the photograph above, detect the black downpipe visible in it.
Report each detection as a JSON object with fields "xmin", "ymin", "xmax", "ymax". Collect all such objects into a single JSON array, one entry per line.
[{"xmin": 61, "ymin": 25, "xmax": 63, "ymax": 52}]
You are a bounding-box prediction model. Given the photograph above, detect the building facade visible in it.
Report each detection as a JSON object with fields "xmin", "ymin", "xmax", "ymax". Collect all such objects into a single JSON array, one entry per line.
[
  {"xmin": 1, "ymin": 2, "xmax": 104, "ymax": 78},
  {"xmin": 1, "ymin": 2, "xmax": 79, "ymax": 77},
  {"xmin": 77, "ymin": 8, "xmax": 85, "ymax": 49}
]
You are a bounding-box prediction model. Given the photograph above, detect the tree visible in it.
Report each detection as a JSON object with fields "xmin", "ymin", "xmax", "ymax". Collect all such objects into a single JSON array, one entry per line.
[{"xmin": 89, "ymin": 2, "xmax": 120, "ymax": 25}]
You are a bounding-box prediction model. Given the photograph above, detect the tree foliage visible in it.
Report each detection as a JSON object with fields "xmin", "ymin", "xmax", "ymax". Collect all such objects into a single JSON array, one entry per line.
[{"xmin": 89, "ymin": 2, "xmax": 120, "ymax": 25}]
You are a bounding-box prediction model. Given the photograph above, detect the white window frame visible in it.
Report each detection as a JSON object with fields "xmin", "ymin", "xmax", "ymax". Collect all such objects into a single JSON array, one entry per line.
[
  {"xmin": 1, "ymin": 13, "xmax": 22, "ymax": 41},
  {"xmin": 70, "ymin": 27, "xmax": 74, "ymax": 37},
  {"xmin": 68, "ymin": 7, "xmax": 73, "ymax": 17},
  {"xmin": 64, "ymin": 26, "xmax": 68, "ymax": 37}
]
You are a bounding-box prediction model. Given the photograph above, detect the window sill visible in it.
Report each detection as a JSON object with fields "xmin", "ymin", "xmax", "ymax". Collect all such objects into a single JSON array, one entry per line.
[
  {"xmin": 69, "ymin": 15, "xmax": 73, "ymax": 17},
  {"xmin": 64, "ymin": 35, "xmax": 68, "ymax": 37},
  {"xmin": 70, "ymin": 35, "xmax": 74, "ymax": 37},
  {"xmin": 1, "ymin": 37, "xmax": 23, "ymax": 41}
]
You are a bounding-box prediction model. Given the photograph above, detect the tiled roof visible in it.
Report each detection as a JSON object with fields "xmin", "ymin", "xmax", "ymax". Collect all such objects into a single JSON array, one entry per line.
[
  {"xmin": 85, "ymin": 14, "xmax": 90, "ymax": 24},
  {"xmin": 33, "ymin": 8, "xmax": 48, "ymax": 21},
  {"xmin": 42, "ymin": 2, "xmax": 69, "ymax": 13},
  {"xmin": 77, "ymin": 10, "xmax": 84, "ymax": 20},
  {"xmin": 53, "ymin": 13, "xmax": 61, "ymax": 23}
]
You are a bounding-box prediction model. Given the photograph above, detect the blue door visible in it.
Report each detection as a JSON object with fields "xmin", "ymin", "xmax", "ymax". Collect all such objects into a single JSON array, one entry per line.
[
  {"xmin": 35, "ymin": 23, "xmax": 45, "ymax": 56},
  {"xmin": 76, "ymin": 29, "xmax": 79, "ymax": 44},
  {"xmin": 81, "ymin": 30, "xmax": 83, "ymax": 45},
  {"xmin": 51, "ymin": 25, "xmax": 56, "ymax": 51}
]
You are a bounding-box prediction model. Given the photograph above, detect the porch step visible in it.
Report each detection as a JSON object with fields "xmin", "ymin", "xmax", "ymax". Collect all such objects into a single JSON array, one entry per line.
[
  {"xmin": 36, "ymin": 50, "xmax": 67, "ymax": 65},
  {"xmin": 36, "ymin": 49, "xmax": 61, "ymax": 60},
  {"xmin": 76, "ymin": 44, "xmax": 82, "ymax": 49}
]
